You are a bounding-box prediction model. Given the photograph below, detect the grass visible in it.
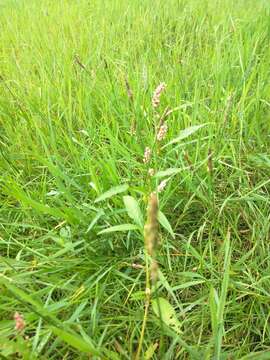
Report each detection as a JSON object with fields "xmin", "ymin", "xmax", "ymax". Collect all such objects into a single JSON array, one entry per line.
[{"xmin": 1, "ymin": 0, "xmax": 270, "ymax": 358}]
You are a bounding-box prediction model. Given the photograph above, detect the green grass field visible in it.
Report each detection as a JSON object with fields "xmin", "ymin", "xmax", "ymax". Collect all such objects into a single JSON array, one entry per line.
[{"xmin": 1, "ymin": 0, "xmax": 270, "ymax": 358}]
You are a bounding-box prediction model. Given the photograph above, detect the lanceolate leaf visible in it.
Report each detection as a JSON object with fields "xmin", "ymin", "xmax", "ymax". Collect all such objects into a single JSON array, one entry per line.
[
  {"xmin": 158, "ymin": 210, "xmax": 175, "ymax": 238},
  {"xmin": 98, "ymin": 224, "xmax": 139, "ymax": 235},
  {"xmin": 152, "ymin": 297, "xmax": 182, "ymax": 334},
  {"xmin": 154, "ymin": 168, "xmax": 181, "ymax": 178},
  {"xmin": 123, "ymin": 195, "xmax": 144, "ymax": 227},
  {"xmin": 164, "ymin": 124, "xmax": 206, "ymax": 148}
]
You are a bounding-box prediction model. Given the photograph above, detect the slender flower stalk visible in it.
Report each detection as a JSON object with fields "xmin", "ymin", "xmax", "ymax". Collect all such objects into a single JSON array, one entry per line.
[
  {"xmin": 125, "ymin": 77, "xmax": 134, "ymax": 104},
  {"xmin": 124, "ymin": 77, "xmax": 136, "ymax": 134},
  {"xmin": 135, "ymin": 193, "xmax": 159, "ymax": 360},
  {"xmin": 207, "ymin": 148, "xmax": 213, "ymax": 176}
]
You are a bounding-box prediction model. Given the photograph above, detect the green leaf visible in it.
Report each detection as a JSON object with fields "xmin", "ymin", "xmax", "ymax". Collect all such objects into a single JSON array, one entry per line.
[
  {"xmin": 171, "ymin": 280, "xmax": 206, "ymax": 290},
  {"xmin": 98, "ymin": 224, "xmax": 140, "ymax": 235},
  {"xmin": 239, "ymin": 351, "xmax": 270, "ymax": 360},
  {"xmin": 123, "ymin": 195, "xmax": 144, "ymax": 227},
  {"xmin": 144, "ymin": 342, "xmax": 159, "ymax": 359},
  {"xmin": 0, "ymin": 337, "xmax": 35, "ymax": 358},
  {"xmin": 102, "ymin": 349, "xmax": 122, "ymax": 360},
  {"xmin": 164, "ymin": 124, "xmax": 206, "ymax": 147},
  {"xmin": 59, "ymin": 226, "xmax": 71, "ymax": 239},
  {"xmin": 50, "ymin": 327, "xmax": 100, "ymax": 355},
  {"xmin": 154, "ymin": 168, "xmax": 181, "ymax": 178},
  {"xmin": 130, "ymin": 290, "xmax": 145, "ymax": 301},
  {"xmin": 0, "ymin": 278, "xmax": 62, "ymax": 330},
  {"xmin": 209, "ymin": 287, "xmax": 218, "ymax": 336},
  {"xmin": 94, "ymin": 184, "xmax": 129, "ymax": 203},
  {"xmin": 0, "ymin": 279, "xmax": 50, "ymax": 318},
  {"xmin": 152, "ymin": 297, "xmax": 182, "ymax": 334},
  {"xmin": 5, "ymin": 184, "xmax": 66, "ymax": 219},
  {"xmin": 158, "ymin": 211, "xmax": 175, "ymax": 238},
  {"xmin": 86, "ymin": 210, "xmax": 104, "ymax": 233},
  {"xmin": 214, "ymin": 235, "xmax": 231, "ymax": 359}
]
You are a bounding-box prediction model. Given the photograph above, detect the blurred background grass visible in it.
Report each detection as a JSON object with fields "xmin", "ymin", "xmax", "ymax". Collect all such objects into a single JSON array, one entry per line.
[{"xmin": 1, "ymin": 0, "xmax": 270, "ymax": 358}]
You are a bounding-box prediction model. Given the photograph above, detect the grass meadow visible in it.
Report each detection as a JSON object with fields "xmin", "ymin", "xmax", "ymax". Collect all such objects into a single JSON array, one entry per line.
[{"xmin": 1, "ymin": 0, "xmax": 270, "ymax": 358}]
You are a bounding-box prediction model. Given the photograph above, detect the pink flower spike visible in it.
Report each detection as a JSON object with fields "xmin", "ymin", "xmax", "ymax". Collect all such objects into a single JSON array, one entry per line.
[
  {"xmin": 152, "ymin": 82, "xmax": 166, "ymax": 108},
  {"xmin": 14, "ymin": 312, "xmax": 25, "ymax": 332},
  {"xmin": 157, "ymin": 180, "xmax": 167, "ymax": 193},
  {"xmin": 143, "ymin": 147, "xmax": 151, "ymax": 164},
  {"xmin": 157, "ymin": 123, "xmax": 168, "ymax": 141}
]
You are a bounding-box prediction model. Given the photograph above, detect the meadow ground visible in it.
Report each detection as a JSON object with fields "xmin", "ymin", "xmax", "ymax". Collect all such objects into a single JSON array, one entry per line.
[{"xmin": 1, "ymin": 0, "xmax": 270, "ymax": 358}]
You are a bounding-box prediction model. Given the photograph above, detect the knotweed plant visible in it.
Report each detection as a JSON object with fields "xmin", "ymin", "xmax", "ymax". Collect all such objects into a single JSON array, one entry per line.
[
  {"xmin": 134, "ymin": 81, "xmax": 208, "ymax": 357},
  {"xmin": 136, "ymin": 83, "xmax": 178, "ymax": 358}
]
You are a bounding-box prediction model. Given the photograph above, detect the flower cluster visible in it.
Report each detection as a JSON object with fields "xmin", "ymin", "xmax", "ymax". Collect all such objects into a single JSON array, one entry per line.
[
  {"xmin": 14, "ymin": 312, "xmax": 25, "ymax": 332},
  {"xmin": 157, "ymin": 123, "xmax": 168, "ymax": 141},
  {"xmin": 142, "ymin": 82, "xmax": 170, "ymax": 193},
  {"xmin": 143, "ymin": 147, "xmax": 151, "ymax": 164},
  {"xmin": 157, "ymin": 180, "xmax": 167, "ymax": 193},
  {"xmin": 152, "ymin": 82, "xmax": 166, "ymax": 108}
]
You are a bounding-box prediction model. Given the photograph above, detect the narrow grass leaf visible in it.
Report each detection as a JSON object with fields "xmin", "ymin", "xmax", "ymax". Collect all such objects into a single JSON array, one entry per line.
[
  {"xmin": 214, "ymin": 235, "xmax": 231, "ymax": 358},
  {"xmin": 171, "ymin": 280, "xmax": 205, "ymax": 291},
  {"xmin": 94, "ymin": 184, "xmax": 129, "ymax": 203},
  {"xmin": 86, "ymin": 210, "xmax": 104, "ymax": 233},
  {"xmin": 0, "ymin": 278, "xmax": 63, "ymax": 330},
  {"xmin": 4, "ymin": 184, "xmax": 68, "ymax": 220},
  {"xmin": 209, "ymin": 287, "xmax": 218, "ymax": 336},
  {"xmin": 50, "ymin": 327, "xmax": 100, "ymax": 355}
]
